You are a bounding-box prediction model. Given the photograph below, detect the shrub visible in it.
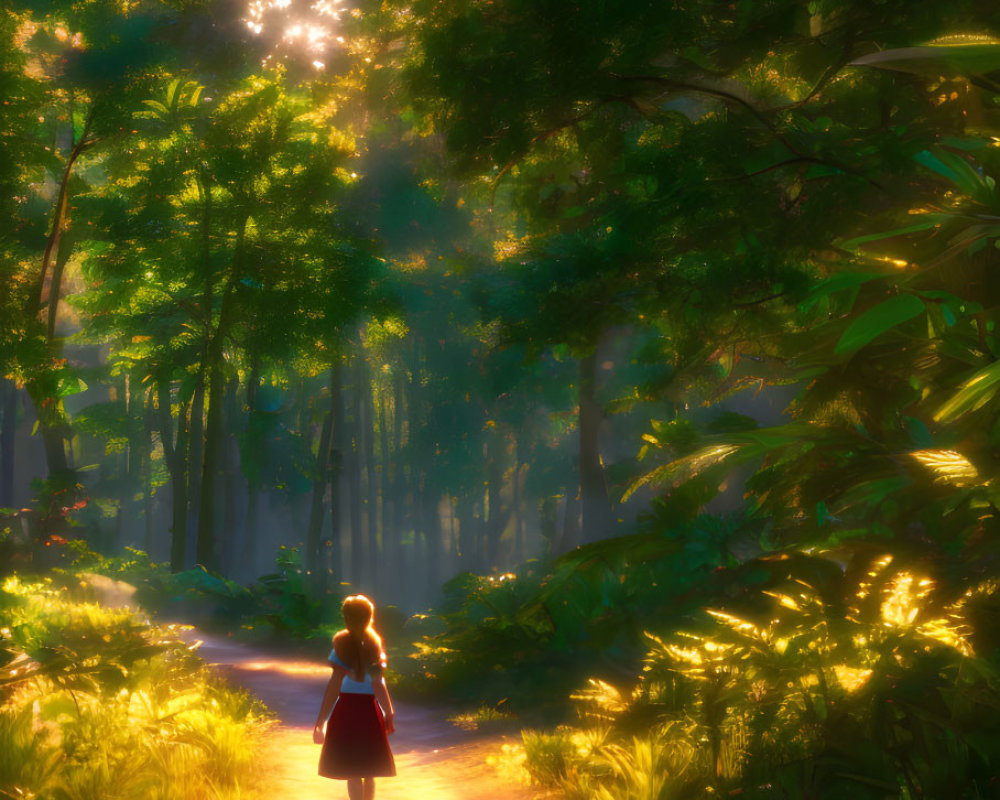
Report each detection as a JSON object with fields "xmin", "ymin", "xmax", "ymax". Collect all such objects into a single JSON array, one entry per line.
[
  {"xmin": 519, "ymin": 552, "xmax": 1000, "ymax": 799},
  {"xmin": 0, "ymin": 575, "xmax": 273, "ymax": 800}
]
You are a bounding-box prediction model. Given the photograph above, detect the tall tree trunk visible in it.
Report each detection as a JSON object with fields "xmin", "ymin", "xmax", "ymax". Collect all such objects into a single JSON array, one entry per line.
[
  {"xmin": 189, "ymin": 169, "xmax": 214, "ymax": 563},
  {"xmin": 456, "ymin": 495, "xmax": 475, "ymax": 570},
  {"xmin": 197, "ymin": 269, "xmax": 240, "ymax": 573},
  {"xmin": 391, "ymin": 367, "xmax": 407, "ymax": 589},
  {"xmin": 25, "ymin": 376, "xmax": 69, "ymax": 477},
  {"xmin": 328, "ymin": 360, "xmax": 345, "ymax": 585},
  {"xmin": 348, "ymin": 354, "xmax": 364, "ymax": 588},
  {"xmin": 0, "ymin": 381, "xmax": 18, "ymax": 508},
  {"xmin": 306, "ymin": 395, "xmax": 334, "ymax": 593},
  {"xmin": 143, "ymin": 387, "xmax": 154, "ymax": 553},
  {"xmin": 559, "ymin": 485, "xmax": 581, "ymax": 554},
  {"xmin": 513, "ymin": 447, "xmax": 524, "ymax": 564},
  {"xmin": 25, "ymin": 115, "xmax": 95, "ymax": 482},
  {"xmin": 158, "ymin": 376, "xmax": 189, "ymax": 572},
  {"xmin": 243, "ymin": 359, "xmax": 261, "ymax": 577},
  {"xmin": 579, "ymin": 351, "xmax": 612, "ymax": 544},
  {"xmin": 197, "ymin": 364, "xmax": 223, "ymax": 571},
  {"xmin": 483, "ymin": 433, "xmax": 508, "ymax": 568},
  {"xmin": 362, "ymin": 353, "xmax": 379, "ymax": 592},
  {"xmin": 539, "ymin": 495, "xmax": 558, "ymax": 561},
  {"xmin": 186, "ymin": 370, "xmax": 205, "ymax": 557},
  {"xmin": 220, "ymin": 379, "xmax": 240, "ymax": 576},
  {"xmin": 124, "ymin": 373, "xmax": 144, "ymax": 549},
  {"xmin": 420, "ymin": 472, "xmax": 440, "ymax": 605},
  {"xmin": 377, "ymin": 378, "xmax": 392, "ymax": 598}
]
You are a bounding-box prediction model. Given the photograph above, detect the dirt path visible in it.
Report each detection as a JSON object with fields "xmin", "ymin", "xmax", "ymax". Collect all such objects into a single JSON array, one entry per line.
[{"xmin": 184, "ymin": 631, "xmax": 547, "ymax": 800}]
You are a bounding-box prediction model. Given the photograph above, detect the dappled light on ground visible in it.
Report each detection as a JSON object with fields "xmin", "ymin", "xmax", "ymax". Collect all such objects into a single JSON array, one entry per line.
[
  {"xmin": 190, "ymin": 633, "xmax": 544, "ymax": 800},
  {"xmin": 230, "ymin": 658, "xmax": 332, "ymax": 678}
]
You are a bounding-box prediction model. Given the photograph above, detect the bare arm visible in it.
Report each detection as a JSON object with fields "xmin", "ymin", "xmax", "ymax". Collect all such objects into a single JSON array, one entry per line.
[
  {"xmin": 313, "ymin": 667, "xmax": 346, "ymax": 744},
  {"xmin": 373, "ymin": 674, "xmax": 395, "ymax": 734}
]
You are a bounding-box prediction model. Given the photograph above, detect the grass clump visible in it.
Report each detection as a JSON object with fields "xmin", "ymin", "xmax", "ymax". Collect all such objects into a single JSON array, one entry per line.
[{"xmin": 0, "ymin": 574, "xmax": 273, "ymax": 800}]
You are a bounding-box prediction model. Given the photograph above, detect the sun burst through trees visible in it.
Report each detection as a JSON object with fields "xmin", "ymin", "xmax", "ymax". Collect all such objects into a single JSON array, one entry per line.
[{"xmin": 244, "ymin": 0, "xmax": 349, "ymax": 70}]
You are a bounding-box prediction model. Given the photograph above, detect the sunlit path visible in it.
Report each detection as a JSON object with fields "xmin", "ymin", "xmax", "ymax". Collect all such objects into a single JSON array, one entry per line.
[{"xmin": 185, "ymin": 632, "xmax": 546, "ymax": 800}]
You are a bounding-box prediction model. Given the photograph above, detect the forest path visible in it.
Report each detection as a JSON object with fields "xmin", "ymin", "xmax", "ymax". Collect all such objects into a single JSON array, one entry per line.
[{"xmin": 183, "ymin": 631, "xmax": 547, "ymax": 800}]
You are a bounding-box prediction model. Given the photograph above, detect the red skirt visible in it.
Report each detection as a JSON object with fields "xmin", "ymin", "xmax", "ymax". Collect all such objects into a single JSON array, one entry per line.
[{"xmin": 318, "ymin": 693, "xmax": 396, "ymax": 779}]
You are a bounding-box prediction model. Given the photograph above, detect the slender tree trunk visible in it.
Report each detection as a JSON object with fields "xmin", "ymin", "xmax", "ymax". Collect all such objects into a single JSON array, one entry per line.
[
  {"xmin": 348, "ymin": 355, "xmax": 364, "ymax": 588},
  {"xmin": 539, "ymin": 495, "xmax": 558, "ymax": 561},
  {"xmin": 44, "ymin": 225, "xmax": 75, "ymax": 344},
  {"xmin": 377, "ymin": 379, "xmax": 392, "ymax": 598},
  {"xmin": 0, "ymin": 381, "xmax": 17, "ymax": 508},
  {"xmin": 158, "ymin": 377, "xmax": 189, "ymax": 572},
  {"xmin": 32, "ymin": 116, "xmax": 93, "ymax": 333},
  {"xmin": 186, "ymin": 370, "xmax": 205, "ymax": 557},
  {"xmin": 197, "ymin": 365, "xmax": 223, "ymax": 570},
  {"xmin": 125, "ymin": 373, "xmax": 144, "ymax": 548},
  {"xmin": 513, "ymin": 448, "xmax": 524, "ymax": 564},
  {"xmin": 306, "ymin": 396, "xmax": 334, "ymax": 593},
  {"xmin": 362, "ymin": 354, "xmax": 379, "ymax": 592},
  {"xmin": 143, "ymin": 387, "xmax": 154, "ymax": 553},
  {"xmin": 391, "ymin": 367, "xmax": 407, "ymax": 588},
  {"xmin": 25, "ymin": 116, "xmax": 95, "ymax": 482},
  {"xmin": 243, "ymin": 359, "xmax": 261, "ymax": 577},
  {"xmin": 197, "ymin": 268, "xmax": 240, "ymax": 572},
  {"xmin": 579, "ymin": 351, "xmax": 612, "ymax": 544},
  {"xmin": 559, "ymin": 484, "xmax": 581, "ymax": 554},
  {"xmin": 456, "ymin": 495, "xmax": 475, "ymax": 570},
  {"xmin": 189, "ymin": 169, "xmax": 213, "ymax": 562},
  {"xmin": 447, "ymin": 495, "xmax": 457, "ymax": 574},
  {"xmin": 484, "ymin": 433, "xmax": 509, "ymax": 568},
  {"xmin": 24, "ymin": 377, "xmax": 69, "ymax": 477},
  {"xmin": 420, "ymin": 473, "xmax": 440, "ymax": 605},
  {"xmin": 220, "ymin": 379, "xmax": 240, "ymax": 576},
  {"xmin": 328, "ymin": 360, "xmax": 345, "ymax": 585}
]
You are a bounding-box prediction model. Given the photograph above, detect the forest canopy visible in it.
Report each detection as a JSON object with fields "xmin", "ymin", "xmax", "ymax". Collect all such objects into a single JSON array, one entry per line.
[{"xmin": 4, "ymin": 1, "xmax": 1000, "ymax": 796}]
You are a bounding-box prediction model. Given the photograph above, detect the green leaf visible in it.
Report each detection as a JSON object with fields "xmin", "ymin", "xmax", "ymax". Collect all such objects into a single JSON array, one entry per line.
[
  {"xmin": 834, "ymin": 294, "xmax": 925, "ymax": 355},
  {"xmin": 839, "ymin": 221, "xmax": 939, "ymax": 250},
  {"xmin": 166, "ymin": 77, "xmax": 182, "ymax": 111},
  {"xmin": 914, "ymin": 149, "xmax": 962, "ymax": 184},
  {"xmin": 799, "ymin": 271, "xmax": 882, "ymax": 313},
  {"xmin": 140, "ymin": 99, "xmax": 169, "ymax": 117},
  {"xmin": 934, "ymin": 360, "xmax": 1000, "ymax": 422},
  {"xmin": 915, "ymin": 149, "xmax": 993, "ymax": 200},
  {"xmin": 851, "ymin": 44, "xmax": 1000, "ymax": 77},
  {"xmin": 57, "ymin": 376, "xmax": 88, "ymax": 398},
  {"xmin": 187, "ymin": 83, "xmax": 204, "ymax": 107}
]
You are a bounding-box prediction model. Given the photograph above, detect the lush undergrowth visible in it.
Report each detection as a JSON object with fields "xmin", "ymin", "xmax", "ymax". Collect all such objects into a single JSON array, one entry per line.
[
  {"xmin": 472, "ymin": 550, "xmax": 1000, "ymax": 799},
  {"xmin": 60, "ymin": 542, "xmax": 330, "ymax": 640},
  {"xmin": 402, "ymin": 512, "xmax": 1000, "ymax": 797},
  {"xmin": 0, "ymin": 574, "xmax": 273, "ymax": 800},
  {"xmin": 401, "ymin": 512, "xmax": 756, "ymax": 718}
]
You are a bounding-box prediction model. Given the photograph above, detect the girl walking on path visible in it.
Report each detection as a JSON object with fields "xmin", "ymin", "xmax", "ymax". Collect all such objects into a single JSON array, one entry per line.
[{"xmin": 314, "ymin": 594, "xmax": 396, "ymax": 800}]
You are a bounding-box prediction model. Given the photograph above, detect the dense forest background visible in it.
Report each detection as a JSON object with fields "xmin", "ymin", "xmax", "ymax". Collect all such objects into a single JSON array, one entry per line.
[
  {"xmin": 0, "ymin": 0, "xmax": 809, "ymax": 609},
  {"xmin": 6, "ymin": 1, "xmax": 1000, "ymax": 796}
]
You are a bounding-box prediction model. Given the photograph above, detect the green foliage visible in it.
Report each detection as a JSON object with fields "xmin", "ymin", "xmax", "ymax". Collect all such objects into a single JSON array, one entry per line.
[
  {"xmin": 61, "ymin": 541, "xmax": 331, "ymax": 642},
  {"xmin": 406, "ymin": 513, "xmax": 754, "ymax": 712},
  {"xmin": 0, "ymin": 574, "xmax": 273, "ymax": 800},
  {"xmin": 516, "ymin": 552, "xmax": 1000, "ymax": 799}
]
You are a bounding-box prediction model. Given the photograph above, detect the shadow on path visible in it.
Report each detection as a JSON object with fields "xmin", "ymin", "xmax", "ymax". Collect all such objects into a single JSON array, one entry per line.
[{"xmin": 181, "ymin": 631, "xmax": 547, "ymax": 800}]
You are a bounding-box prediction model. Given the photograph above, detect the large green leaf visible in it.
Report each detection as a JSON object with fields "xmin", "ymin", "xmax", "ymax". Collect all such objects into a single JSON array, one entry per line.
[
  {"xmin": 799, "ymin": 271, "xmax": 883, "ymax": 313},
  {"xmin": 915, "ymin": 149, "xmax": 995, "ymax": 202},
  {"xmin": 934, "ymin": 360, "xmax": 1000, "ymax": 422},
  {"xmin": 839, "ymin": 221, "xmax": 940, "ymax": 250},
  {"xmin": 851, "ymin": 43, "xmax": 1000, "ymax": 77},
  {"xmin": 834, "ymin": 294, "xmax": 925, "ymax": 355}
]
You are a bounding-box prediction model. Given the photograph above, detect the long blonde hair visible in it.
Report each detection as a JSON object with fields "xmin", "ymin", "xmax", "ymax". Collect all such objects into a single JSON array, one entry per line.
[{"xmin": 332, "ymin": 594, "xmax": 386, "ymax": 682}]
